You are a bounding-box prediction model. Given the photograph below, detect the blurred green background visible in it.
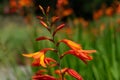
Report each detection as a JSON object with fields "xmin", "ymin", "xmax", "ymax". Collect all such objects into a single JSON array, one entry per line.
[{"xmin": 0, "ymin": 0, "xmax": 120, "ymax": 80}]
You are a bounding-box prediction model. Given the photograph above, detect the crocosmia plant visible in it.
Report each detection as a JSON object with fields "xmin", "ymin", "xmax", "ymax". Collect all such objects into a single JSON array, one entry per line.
[{"xmin": 22, "ymin": 5, "xmax": 96, "ymax": 80}]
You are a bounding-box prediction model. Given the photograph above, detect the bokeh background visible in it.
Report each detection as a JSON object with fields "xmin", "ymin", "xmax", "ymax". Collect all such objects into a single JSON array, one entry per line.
[{"xmin": 0, "ymin": 0, "xmax": 120, "ymax": 80}]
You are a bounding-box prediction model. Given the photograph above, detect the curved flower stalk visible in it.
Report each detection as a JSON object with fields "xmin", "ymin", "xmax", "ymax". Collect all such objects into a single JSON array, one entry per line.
[{"xmin": 22, "ymin": 5, "xmax": 96, "ymax": 80}]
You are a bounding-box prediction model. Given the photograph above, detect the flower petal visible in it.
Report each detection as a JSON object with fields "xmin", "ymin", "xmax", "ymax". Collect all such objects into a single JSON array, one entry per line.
[
  {"xmin": 40, "ymin": 20, "xmax": 48, "ymax": 28},
  {"xmin": 22, "ymin": 48, "xmax": 55, "ymax": 67},
  {"xmin": 53, "ymin": 24, "xmax": 65, "ymax": 36},
  {"xmin": 40, "ymin": 48, "xmax": 55, "ymax": 53},
  {"xmin": 32, "ymin": 75, "xmax": 56, "ymax": 80},
  {"xmin": 22, "ymin": 52, "xmax": 40, "ymax": 58},
  {"xmin": 61, "ymin": 50, "xmax": 95, "ymax": 64},
  {"xmin": 46, "ymin": 6, "xmax": 50, "ymax": 15},
  {"xmin": 67, "ymin": 69, "xmax": 83, "ymax": 80},
  {"xmin": 32, "ymin": 59, "xmax": 40, "ymax": 66},
  {"xmin": 55, "ymin": 68, "xmax": 68, "ymax": 75},
  {"xmin": 44, "ymin": 58, "xmax": 57, "ymax": 67},
  {"xmin": 55, "ymin": 68, "xmax": 83, "ymax": 80},
  {"xmin": 51, "ymin": 16, "xmax": 59, "ymax": 23},
  {"xmin": 81, "ymin": 50, "xmax": 96, "ymax": 54},
  {"xmin": 36, "ymin": 16, "xmax": 44, "ymax": 20},
  {"xmin": 39, "ymin": 5, "xmax": 45, "ymax": 14},
  {"xmin": 36, "ymin": 36, "xmax": 54, "ymax": 43},
  {"xmin": 40, "ymin": 54, "xmax": 46, "ymax": 67},
  {"xmin": 58, "ymin": 39, "xmax": 82, "ymax": 50},
  {"xmin": 35, "ymin": 69, "xmax": 47, "ymax": 75}
]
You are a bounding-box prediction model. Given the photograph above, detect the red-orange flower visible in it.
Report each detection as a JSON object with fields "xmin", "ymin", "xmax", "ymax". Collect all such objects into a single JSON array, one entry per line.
[
  {"xmin": 58, "ymin": 39, "xmax": 96, "ymax": 63},
  {"xmin": 36, "ymin": 36, "xmax": 54, "ymax": 43},
  {"xmin": 18, "ymin": 0, "xmax": 33, "ymax": 8},
  {"xmin": 31, "ymin": 57, "xmax": 57, "ymax": 67},
  {"xmin": 55, "ymin": 68, "xmax": 83, "ymax": 80},
  {"xmin": 58, "ymin": 39, "xmax": 82, "ymax": 50},
  {"xmin": 32, "ymin": 74, "xmax": 56, "ymax": 80},
  {"xmin": 32, "ymin": 69, "xmax": 56, "ymax": 80},
  {"xmin": 22, "ymin": 48, "xmax": 57, "ymax": 67},
  {"xmin": 61, "ymin": 50, "xmax": 96, "ymax": 64},
  {"xmin": 53, "ymin": 24, "xmax": 65, "ymax": 37},
  {"xmin": 51, "ymin": 16, "xmax": 59, "ymax": 23}
]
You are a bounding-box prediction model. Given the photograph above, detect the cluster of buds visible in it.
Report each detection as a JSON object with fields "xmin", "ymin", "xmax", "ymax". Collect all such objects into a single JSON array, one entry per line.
[{"xmin": 22, "ymin": 5, "xmax": 96, "ymax": 80}]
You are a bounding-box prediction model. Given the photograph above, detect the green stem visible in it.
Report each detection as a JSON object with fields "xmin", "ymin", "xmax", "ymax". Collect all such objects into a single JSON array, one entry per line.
[
  {"xmin": 45, "ymin": 14, "xmax": 63, "ymax": 80},
  {"xmin": 52, "ymin": 36, "xmax": 63, "ymax": 80}
]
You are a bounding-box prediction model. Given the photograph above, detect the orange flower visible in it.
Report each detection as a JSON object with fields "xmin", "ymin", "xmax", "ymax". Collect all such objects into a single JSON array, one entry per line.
[
  {"xmin": 58, "ymin": 39, "xmax": 82, "ymax": 50},
  {"xmin": 9, "ymin": 0, "xmax": 17, "ymax": 8},
  {"xmin": 31, "ymin": 57, "xmax": 57, "ymax": 67},
  {"xmin": 53, "ymin": 24, "xmax": 65, "ymax": 37},
  {"xmin": 32, "ymin": 74, "xmax": 56, "ymax": 80},
  {"xmin": 32, "ymin": 69, "xmax": 56, "ymax": 80},
  {"xmin": 61, "ymin": 50, "xmax": 96, "ymax": 64},
  {"xmin": 22, "ymin": 48, "xmax": 56, "ymax": 67},
  {"xmin": 18, "ymin": 0, "xmax": 33, "ymax": 8},
  {"xmin": 58, "ymin": 39, "xmax": 96, "ymax": 63},
  {"xmin": 116, "ymin": 4, "xmax": 120, "ymax": 14},
  {"xmin": 63, "ymin": 9, "xmax": 73, "ymax": 17},
  {"xmin": 51, "ymin": 16, "xmax": 59, "ymax": 23},
  {"xmin": 55, "ymin": 68, "xmax": 83, "ymax": 80},
  {"xmin": 36, "ymin": 36, "xmax": 54, "ymax": 43},
  {"xmin": 105, "ymin": 7, "xmax": 114, "ymax": 16},
  {"xmin": 40, "ymin": 20, "xmax": 48, "ymax": 28}
]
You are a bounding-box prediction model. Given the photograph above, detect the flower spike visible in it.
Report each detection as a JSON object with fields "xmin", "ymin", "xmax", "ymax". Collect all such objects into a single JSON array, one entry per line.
[{"xmin": 22, "ymin": 4, "xmax": 96, "ymax": 80}]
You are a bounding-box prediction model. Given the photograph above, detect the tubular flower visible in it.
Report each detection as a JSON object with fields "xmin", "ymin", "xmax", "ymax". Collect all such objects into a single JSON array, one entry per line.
[
  {"xmin": 61, "ymin": 50, "xmax": 96, "ymax": 64},
  {"xmin": 58, "ymin": 39, "xmax": 82, "ymax": 50},
  {"xmin": 31, "ymin": 57, "xmax": 57, "ymax": 67},
  {"xmin": 32, "ymin": 69, "xmax": 57, "ymax": 80},
  {"xmin": 55, "ymin": 68, "xmax": 83, "ymax": 80},
  {"xmin": 32, "ymin": 74, "xmax": 56, "ymax": 80},
  {"xmin": 22, "ymin": 48, "xmax": 56, "ymax": 67},
  {"xmin": 51, "ymin": 16, "xmax": 59, "ymax": 23},
  {"xmin": 53, "ymin": 24, "xmax": 65, "ymax": 37},
  {"xmin": 36, "ymin": 36, "xmax": 54, "ymax": 43},
  {"xmin": 58, "ymin": 39, "xmax": 96, "ymax": 63}
]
